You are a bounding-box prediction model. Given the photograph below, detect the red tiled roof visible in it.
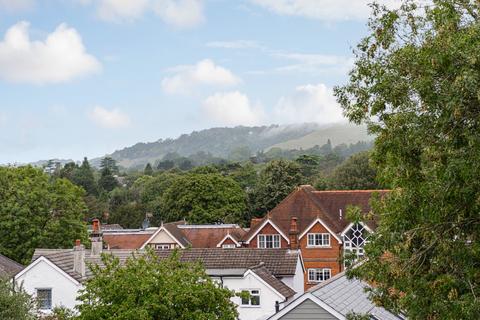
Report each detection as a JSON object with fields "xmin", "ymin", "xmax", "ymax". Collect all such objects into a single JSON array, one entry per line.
[
  {"xmin": 243, "ymin": 186, "xmax": 389, "ymax": 240},
  {"xmin": 180, "ymin": 227, "xmax": 246, "ymax": 248},
  {"xmin": 103, "ymin": 233, "xmax": 153, "ymax": 249}
]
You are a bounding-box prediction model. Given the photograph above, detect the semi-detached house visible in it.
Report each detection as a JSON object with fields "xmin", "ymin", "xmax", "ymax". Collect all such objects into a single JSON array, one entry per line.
[
  {"xmin": 15, "ymin": 229, "xmax": 304, "ymax": 320},
  {"xmin": 99, "ymin": 185, "xmax": 388, "ymax": 290}
]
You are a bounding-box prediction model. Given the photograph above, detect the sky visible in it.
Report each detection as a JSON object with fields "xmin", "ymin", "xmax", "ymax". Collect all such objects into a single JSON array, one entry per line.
[{"xmin": 0, "ymin": 0, "xmax": 398, "ymax": 164}]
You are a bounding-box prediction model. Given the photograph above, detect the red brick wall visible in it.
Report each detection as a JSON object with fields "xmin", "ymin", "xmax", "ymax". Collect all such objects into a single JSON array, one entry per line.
[
  {"xmin": 219, "ymin": 238, "xmax": 237, "ymax": 246},
  {"xmin": 247, "ymin": 223, "xmax": 289, "ymax": 248},
  {"xmin": 299, "ymin": 222, "xmax": 343, "ymax": 290}
]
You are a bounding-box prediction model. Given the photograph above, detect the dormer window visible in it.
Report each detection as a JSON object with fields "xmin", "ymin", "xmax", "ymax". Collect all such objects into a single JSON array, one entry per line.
[
  {"xmin": 258, "ymin": 234, "xmax": 281, "ymax": 248},
  {"xmin": 307, "ymin": 233, "xmax": 330, "ymax": 247}
]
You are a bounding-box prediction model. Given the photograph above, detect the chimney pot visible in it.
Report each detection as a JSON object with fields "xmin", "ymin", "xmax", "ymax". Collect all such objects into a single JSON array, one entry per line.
[{"xmin": 90, "ymin": 219, "xmax": 103, "ymax": 256}]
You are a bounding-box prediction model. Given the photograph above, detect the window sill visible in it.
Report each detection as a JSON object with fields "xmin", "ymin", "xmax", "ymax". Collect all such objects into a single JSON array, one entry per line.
[
  {"xmin": 306, "ymin": 246, "xmax": 331, "ymax": 249},
  {"xmin": 240, "ymin": 305, "xmax": 261, "ymax": 308}
]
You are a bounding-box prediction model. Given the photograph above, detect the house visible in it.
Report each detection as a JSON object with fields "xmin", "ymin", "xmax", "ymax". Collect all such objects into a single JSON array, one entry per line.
[
  {"xmin": 266, "ymin": 271, "xmax": 405, "ymax": 320},
  {"xmin": 242, "ymin": 185, "xmax": 388, "ymax": 289},
  {"xmin": 157, "ymin": 248, "xmax": 304, "ymax": 320},
  {"xmin": 0, "ymin": 253, "xmax": 23, "ymax": 279},
  {"xmin": 102, "ymin": 220, "xmax": 246, "ymax": 250},
  {"xmin": 15, "ymin": 224, "xmax": 304, "ymax": 320}
]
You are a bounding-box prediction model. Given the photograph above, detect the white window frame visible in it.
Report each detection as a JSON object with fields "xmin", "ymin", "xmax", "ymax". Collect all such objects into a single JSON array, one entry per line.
[
  {"xmin": 257, "ymin": 234, "xmax": 281, "ymax": 248},
  {"xmin": 36, "ymin": 288, "xmax": 52, "ymax": 310},
  {"xmin": 155, "ymin": 244, "xmax": 172, "ymax": 250},
  {"xmin": 307, "ymin": 268, "xmax": 331, "ymax": 283},
  {"xmin": 306, "ymin": 233, "xmax": 331, "ymax": 247},
  {"xmin": 240, "ymin": 289, "xmax": 261, "ymax": 307},
  {"xmin": 222, "ymin": 243, "xmax": 236, "ymax": 249}
]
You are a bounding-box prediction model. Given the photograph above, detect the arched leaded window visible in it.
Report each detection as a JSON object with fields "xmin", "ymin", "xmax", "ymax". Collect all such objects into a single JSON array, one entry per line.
[{"xmin": 342, "ymin": 223, "xmax": 369, "ymax": 257}]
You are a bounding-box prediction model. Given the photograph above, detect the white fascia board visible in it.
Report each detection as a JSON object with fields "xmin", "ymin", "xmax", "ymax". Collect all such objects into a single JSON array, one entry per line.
[
  {"xmin": 216, "ymin": 234, "xmax": 241, "ymax": 248},
  {"xmin": 245, "ymin": 219, "xmax": 290, "ymax": 244},
  {"xmin": 14, "ymin": 256, "xmax": 80, "ymax": 286},
  {"xmin": 140, "ymin": 226, "xmax": 185, "ymax": 249},
  {"xmin": 243, "ymin": 269, "xmax": 287, "ymax": 300},
  {"xmin": 340, "ymin": 221, "xmax": 373, "ymax": 237},
  {"xmin": 266, "ymin": 292, "xmax": 345, "ymax": 320},
  {"xmin": 298, "ymin": 218, "xmax": 342, "ymax": 244}
]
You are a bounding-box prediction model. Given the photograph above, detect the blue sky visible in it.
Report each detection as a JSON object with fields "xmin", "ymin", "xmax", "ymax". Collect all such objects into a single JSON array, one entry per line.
[{"xmin": 0, "ymin": 0, "xmax": 397, "ymax": 164}]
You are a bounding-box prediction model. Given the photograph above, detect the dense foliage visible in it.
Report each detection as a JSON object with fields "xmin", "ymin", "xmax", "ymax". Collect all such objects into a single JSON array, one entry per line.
[
  {"xmin": 158, "ymin": 172, "xmax": 247, "ymax": 224},
  {"xmin": 0, "ymin": 166, "xmax": 88, "ymax": 264},
  {"xmin": 336, "ymin": 0, "xmax": 480, "ymax": 318},
  {"xmin": 76, "ymin": 250, "xmax": 238, "ymax": 320},
  {"xmin": 0, "ymin": 278, "xmax": 36, "ymax": 320}
]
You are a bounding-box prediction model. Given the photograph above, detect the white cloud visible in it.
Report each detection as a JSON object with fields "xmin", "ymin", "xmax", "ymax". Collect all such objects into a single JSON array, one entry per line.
[
  {"xmin": 82, "ymin": 0, "xmax": 204, "ymax": 27},
  {"xmin": 0, "ymin": 21, "xmax": 101, "ymax": 84},
  {"xmin": 153, "ymin": 0, "xmax": 204, "ymax": 28},
  {"xmin": 88, "ymin": 106, "xmax": 131, "ymax": 128},
  {"xmin": 0, "ymin": 0, "xmax": 34, "ymax": 12},
  {"xmin": 96, "ymin": 0, "xmax": 150, "ymax": 22},
  {"xmin": 273, "ymin": 83, "xmax": 344, "ymax": 125},
  {"xmin": 162, "ymin": 59, "xmax": 240, "ymax": 94},
  {"xmin": 202, "ymin": 91, "xmax": 265, "ymax": 126},
  {"xmin": 206, "ymin": 40, "xmax": 262, "ymax": 49},
  {"xmin": 250, "ymin": 0, "xmax": 400, "ymax": 22},
  {"xmin": 272, "ymin": 52, "xmax": 353, "ymax": 74}
]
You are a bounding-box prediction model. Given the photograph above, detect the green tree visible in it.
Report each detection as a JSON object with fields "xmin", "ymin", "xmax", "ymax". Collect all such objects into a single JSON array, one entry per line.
[
  {"xmin": 0, "ymin": 279, "xmax": 36, "ymax": 320},
  {"xmin": 0, "ymin": 166, "xmax": 88, "ymax": 264},
  {"xmin": 100, "ymin": 157, "xmax": 119, "ymax": 174},
  {"xmin": 251, "ymin": 160, "xmax": 303, "ymax": 216},
  {"xmin": 295, "ymin": 154, "xmax": 320, "ymax": 179},
  {"xmin": 143, "ymin": 163, "xmax": 153, "ymax": 176},
  {"xmin": 335, "ymin": 1, "xmax": 480, "ymax": 318},
  {"xmin": 98, "ymin": 167, "xmax": 118, "ymax": 193},
  {"xmin": 159, "ymin": 173, "xmax": 247, "ymax": 224},
  {"xmin": 76, "ymin": 250, "xmax": 238, "ymax": 320},
  {"xmin": 156, "ymin": 159, "xmax": 175, "ymax": 171},
  {"xmin": 325, "ymin": 151, "xmax": 380, "ymax": 190},
  {"xmin": 73, "ymin": 158, "xmax": 98, "ymax": 196}
]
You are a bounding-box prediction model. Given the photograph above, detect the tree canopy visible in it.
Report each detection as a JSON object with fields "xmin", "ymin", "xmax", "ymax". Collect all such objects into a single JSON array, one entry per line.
[
  {"xmin": 76, "ymin": 250, "xmax": 238, "ymax": 320},
  {"xmin": 0, "ymin": 278, "xmax": 36, "ymax": 320},
  {"xmin": 336, "ymin": 0, "xmax": 480, "ymax": 318},
  {"xmin": 158, "ymin": 172, "xmax": 247, "ymax": 224},
  {"xmin": 251, "ymin": 159, "xmax": 303, "ymax": 217},
  {"xmin": 0, "ymin": 166, "xmax": 88, "ymax": 264}
]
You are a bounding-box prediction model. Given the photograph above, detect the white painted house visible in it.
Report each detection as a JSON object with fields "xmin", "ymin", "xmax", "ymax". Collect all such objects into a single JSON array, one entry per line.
[{"xmin": 16, "ymin": 232, "xmax": 304, "ymax": 320}]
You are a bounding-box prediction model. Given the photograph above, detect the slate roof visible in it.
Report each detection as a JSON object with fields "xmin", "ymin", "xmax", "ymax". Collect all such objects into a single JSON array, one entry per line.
[
  {"xmin": 32, "ymin": 249, "xmax": 136, "ymax": 282},
  {"xmin": 155, "ymin": 248, "xmax": 300, "ymax": 276},
  {"xmin": 251, "ymin": 264, "xmax": 296, "ymax": 298},
  {"xmin": 31, "ymin": 248, "xmax": 300, "ymax": 284},
  {"xmin": 243, "ymin": 185, "xmax": 389, "ymax": 241},
  {"xmin": 0, "ymin": 253, "xmax": 24, "ymax": 278},
  {"xmin": 309, "ymin": 271, "xmax": 405, "ymax": 319}
]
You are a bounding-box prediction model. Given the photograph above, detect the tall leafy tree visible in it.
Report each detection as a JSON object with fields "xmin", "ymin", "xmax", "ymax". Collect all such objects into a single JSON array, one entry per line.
[
  {"xmin": 0, "ymin": 166, "xmax": 88, "ymax": 264},
  {"xmin": 76, "ymin": 250, "xmax": 238, "ymax": 320},
  {"xmin": 251, "ymin": 159, "xmax": 303, "ymax": 216},
  {"xmin": 0, "ymin": 278, "xmax": 36, "ymax": 320},
  {"xmin": 324, "ymin": 151, "xmax": 380, "ymax": 190},
  {"xmin": 100, "ymin": 157, "xmax": 119, "ymax": 174},
  {"xmin": 143, "ymin": 163, "xmax": 153, "ymax": 176},
  {"xmin": 159, "ymin": 173, "xmax": 247, "ymax": 224},
  {"xmin": 335, "ymin": 0, "xmax": 480, "ymax": 318},
  {"xmin": 74, "ymin": 157, "xmax": 98, "ymax": 195}
]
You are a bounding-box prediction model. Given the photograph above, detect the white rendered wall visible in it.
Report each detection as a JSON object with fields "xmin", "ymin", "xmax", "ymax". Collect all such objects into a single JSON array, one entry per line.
[
  {"xmin": 219, "ymin": 273, "xmax": 285, "ymax": 320},
  {"xmin": 15, "ymin": 259, "xmax": 82, "ymax": 312}
]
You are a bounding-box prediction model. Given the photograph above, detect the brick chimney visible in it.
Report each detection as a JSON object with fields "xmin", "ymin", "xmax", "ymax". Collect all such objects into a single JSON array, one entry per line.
[
  {"xmin": 289, "ymin": 217, "xmax": 299, "ymax": 249},
  {"xmin": 250, "ymin": 217, "xmax": 263, "ymax": 229},
  {"xmin": 90, "ymin": 219, "xmax": 103, "ymax": 256},
  {"xmin": 73, "ymin": 239, "xmax": 85, "ymax": 277}
]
